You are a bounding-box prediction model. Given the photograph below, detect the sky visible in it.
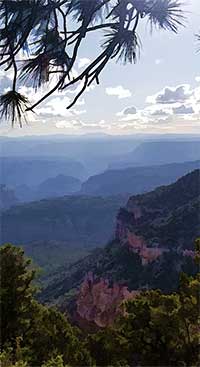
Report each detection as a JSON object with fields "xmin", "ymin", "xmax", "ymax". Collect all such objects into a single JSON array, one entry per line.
[{"xmin": 0, "ymin": 0, "xmax": 200, "ymax": 136}]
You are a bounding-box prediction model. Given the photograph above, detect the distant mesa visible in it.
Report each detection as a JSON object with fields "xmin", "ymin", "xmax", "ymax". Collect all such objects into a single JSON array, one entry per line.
[
  {"xmin": 110, "ymin": 141, "xmax": 200, "ymax": 169},
  {"xmin": 81, "ymin": 160, "xmax": 200, "ymax": 196},
  {"xmin": 36, "ymin": 174, "xmax": 82, "ymax": 199},
  {"xmin": 0, "ymin": 156, "xmax": 86, "ymax": 188}
]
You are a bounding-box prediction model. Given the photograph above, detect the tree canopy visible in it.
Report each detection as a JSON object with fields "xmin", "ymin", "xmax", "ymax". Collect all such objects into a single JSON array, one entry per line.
[
  {"xmin": 87, "ymin": 274, "xmax": 200, "ymax": 366},
  {"xmin": 0, "ymin": 244, "xmax": 92, "ymax": 366},
  {"xmin": 1, "ymin": 243, "xmax": 199, "ymax": 366},
  {"xmin": 0, "ymin": 0, "xmax": 185, "ymax": 126}
]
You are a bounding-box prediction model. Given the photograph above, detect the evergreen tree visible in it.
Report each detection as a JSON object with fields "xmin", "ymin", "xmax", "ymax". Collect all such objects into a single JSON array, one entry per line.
[
  {"xmin": 0, "ymin": 244, "xmax": 36, "ymax": 352},
  {"xmin": 0, "ymin": 244, "xmax": 92, "ymax": 366}
]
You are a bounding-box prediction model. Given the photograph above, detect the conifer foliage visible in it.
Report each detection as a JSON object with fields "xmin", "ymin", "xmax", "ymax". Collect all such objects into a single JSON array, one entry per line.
[{"xmin": 0, "ymin": 0, "xmax": 184, "ymax": 125}]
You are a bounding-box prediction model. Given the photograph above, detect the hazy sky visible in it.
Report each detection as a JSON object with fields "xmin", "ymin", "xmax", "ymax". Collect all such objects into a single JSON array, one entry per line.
[{"xmin": 0, "ymin": 0, "xmax": 200, "ymax": 136}]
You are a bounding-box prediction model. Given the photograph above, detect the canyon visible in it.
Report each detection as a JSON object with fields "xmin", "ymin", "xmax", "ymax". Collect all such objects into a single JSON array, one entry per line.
[{"xmin": 41, "ymin": 170, "xmax": 200, "ymax": 328}]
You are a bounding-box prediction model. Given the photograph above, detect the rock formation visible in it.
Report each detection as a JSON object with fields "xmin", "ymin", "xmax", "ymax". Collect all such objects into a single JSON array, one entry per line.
[{"xmin": 76, "ymin": 272, "xmax": 139, "ymax": 327}]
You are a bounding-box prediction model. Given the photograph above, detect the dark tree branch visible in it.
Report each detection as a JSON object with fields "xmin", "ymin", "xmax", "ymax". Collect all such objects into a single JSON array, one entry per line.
[{"xmin": 0, "ymin": 0, "xmax": 185, "ymax": 125}]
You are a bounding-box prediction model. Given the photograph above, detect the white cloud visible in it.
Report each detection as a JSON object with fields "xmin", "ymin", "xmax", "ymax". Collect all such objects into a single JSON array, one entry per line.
[
  {"xmin": 37, "ymin": 96, "xmax": 71, "ymax": 117},
  {"xmin": 76, "ymin": 98, "xmax": 85, "ymax": 106},
  {"xmin": 123, "ymin": 106, "xmax": 137, "ymax": 115},
  {"xmin": 172, "ymin": 105, "xmax": 194, "ymax": 115},
  {"xmin": 78, "ymin": 58, "xmax": 91, "ymax": 69},
  {"xmin": 2, "ymin": 74, "xmax": 200, "ymax": 136},
  {"xmin": 120, "ymin": 113, "xmax": 148, "ymax": 123},
  {"xmin": 68, "ymin": 81, "xmax": 95, "ymax": 96},
  {"xmin": 55, "ymin": 120, "xmax": 82, "ymax": 129},
  {"xmin": 155, "ymin": 58, "xmax": 163, "ymax": 65},
  {"xmin": 146, "ymin": 82, "xmax": 200, "ymax": 117},
  {"xmin": 0, "ymin": 69, "xmax": 14, "ymax": 93},
  {"xmin": 150, "ymin": 109, "xmax": 169, "ymax": 116},
  {"xmin": 113, "ymin": 82, "xmax": 200, "ymax": 134},
  {"xmin": 147, "ymin": 85, "xmax": 192, "ymax": 104},
  {"xmin": 106, "ymin": 85, "xmax": 132, "ymax": 99},
  {"xmin": 71, "ymin": 109, "xmax": 86, "ymax": 116},
  {"xmin": 195, "ymin": 76, "xmax": 200, "ymax": 82},
  {"xmin": 98, "ymin": 119, "xmax": 106, "ymax": 126},
  {"xmin": 0, "ymin": 68, "xmax": 14, "ymax": 81}
]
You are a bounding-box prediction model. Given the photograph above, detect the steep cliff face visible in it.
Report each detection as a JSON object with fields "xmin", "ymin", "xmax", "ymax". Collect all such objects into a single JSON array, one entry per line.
[
  {"xmin": 41, "ymin": 170, "xmax": 200, "ymax": 328},
  {"xmin": 116, "ymin": 169, "xmax": 200, "ymax": 255}
]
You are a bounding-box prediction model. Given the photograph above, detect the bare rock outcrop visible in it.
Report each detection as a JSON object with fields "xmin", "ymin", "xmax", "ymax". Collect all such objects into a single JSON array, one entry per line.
[{"xmin": 76, "ymin": 272, "xmax": 139, "ymax": 327}]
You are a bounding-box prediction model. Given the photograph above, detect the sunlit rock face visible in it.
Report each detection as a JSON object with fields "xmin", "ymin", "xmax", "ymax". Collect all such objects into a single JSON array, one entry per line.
[
  {"xmin": 76, "ymin": 272, "xmax": 139, "ymax": 328},
  {"xmin": 116, "ymin": 207, "xmax": 165, "ymax": 265},
  {"xmin": 126, "ymin": 230, "xmax": 166, "ymax": 264}
]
